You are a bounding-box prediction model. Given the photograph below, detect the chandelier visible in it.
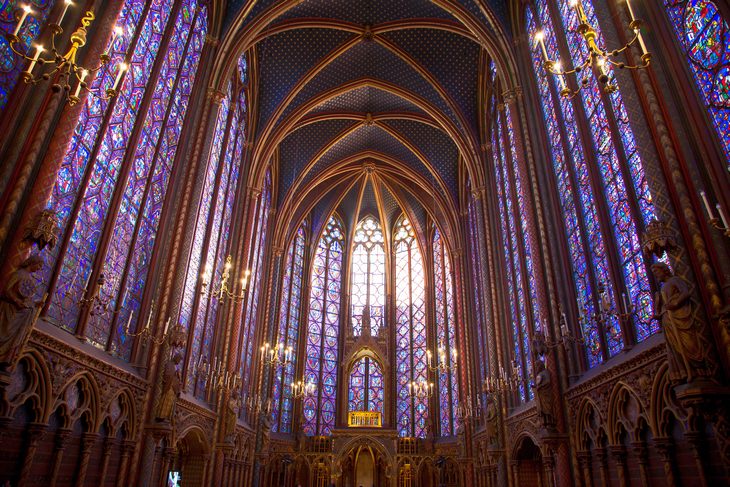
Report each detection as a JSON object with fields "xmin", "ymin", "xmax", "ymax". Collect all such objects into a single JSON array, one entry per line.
[
  {"xmin": 407, "ymin": 380, "xmax": 434, "ymax": 399},
  {"xmin": 426, "ymin": 344, "xmax": 457, "ymax": 373},
  {"xmin": 6, "ymin": 2, "xmax": 129, "ymax": 106},
  {"xmin": 534, "ymin": 0, "xmax": 651, "ymax": 98},
  {"xmin": 291, "ymin": 379, "xmax": 315, "ymax": 400},
  {"xmin": 259, "ymin": 342, "xmax": 293, "ymax": 367},
  {"xmin": 200, "ymin": 255, "xmax": 251, "ymax": 303}
]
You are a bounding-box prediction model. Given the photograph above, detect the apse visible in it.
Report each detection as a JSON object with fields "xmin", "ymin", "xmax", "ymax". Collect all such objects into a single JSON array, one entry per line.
[{"xmin": 0, "ymin": 0, "xmax": 728, "ymax": 486}]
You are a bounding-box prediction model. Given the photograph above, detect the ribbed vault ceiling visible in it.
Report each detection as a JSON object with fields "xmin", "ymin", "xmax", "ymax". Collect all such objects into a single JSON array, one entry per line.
[{"xmin": 219, "ymin": 1, "xmax": 513, "ymax": 248}]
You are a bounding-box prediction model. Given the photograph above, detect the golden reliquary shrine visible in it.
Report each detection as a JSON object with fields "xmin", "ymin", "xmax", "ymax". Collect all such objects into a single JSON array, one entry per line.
[{"xmin": 0, "ymin": 0, "xmax": 728, "ymax": 486}]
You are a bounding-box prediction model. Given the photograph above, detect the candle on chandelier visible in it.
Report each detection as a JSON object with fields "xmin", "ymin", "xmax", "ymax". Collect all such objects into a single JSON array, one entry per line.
[
  {"xmin": 57, "ymin": 0, "xmax": 73, "ymax": 26},
  {"xmin": 717, "ymin": 204, "xmax": 730, "ymax": 229},
  {"xmin": 13, "ymin": 5, "xmax": 33, "ymax": 36},
  {"xmin": 26, "ymin": 44, "xmax": 44, "ymax": 74},
  {"xmin": 625, "ymin": 0, "xmax": 637, "ymax": 23},
  {"xmin": 700, "ymin": 191, "xmax": 716, "ymax": 220},
  {"xmin": 163, "ymin": 317, "xmax": 170, "ymax": 335},
  {"xmin": 125, "ymin": 311, "xmax": 133, "ymax": 334},
  {"xmin": 570, "ymin": 0, "xmax": 587, "ymax": 23},
  {"xmin": 107, "ymin": 25, "xmax": 123, "ymax": 55},
  {"xmin": 554, "ymin": 61, "xmax": 568, "ymax": 92},
  {"xmin": 534, "ymin": 30, "xmax": 549, "ymax": 63},
  {"xmin": 111, "ymin": 62, "xmax": 128, "ymax": 91},
  {"xmin": 621, "ymin": 293, "xmax": 629, "ymax": 314}
]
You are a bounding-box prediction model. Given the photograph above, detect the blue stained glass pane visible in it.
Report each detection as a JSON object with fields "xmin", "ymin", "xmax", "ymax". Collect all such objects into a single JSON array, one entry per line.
[
  {"xmin": 554, "ymin": 0, "xmax": 655, "ymax": 341},
  {"xmin": 41, "ymin": 0, "xmax": 186, "ymax": 343},
  {"xmin": 664, "ymin": 0, "xmax": 730, "ymax": 162},
  {"xmin": 394, "ymin": 215, "xmax": 428, "ymax": 438},
  {"xmin": 272, "ymin": 225, "xmax": 306, "ymax": 433},
  {"xmin": 304, "ymin": 216, "xmax": 343, "ymax": 436}
]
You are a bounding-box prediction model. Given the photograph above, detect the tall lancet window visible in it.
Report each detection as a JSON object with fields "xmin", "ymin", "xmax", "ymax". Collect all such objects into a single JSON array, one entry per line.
[
  {"xmin": 394, "ymin": 215, "xmax": 428, "ymax": 438},
  {"xmin": 526, "ymin": 1, "xmax": 658, "ymax": 368},
  {"xmin": 348, "ymin": 356, "xmax": 384, "ymax": 414},
  {"xmin": 239, "ymin": 169, "xmax": 271, "ymax": 409},
  {"xmin": 466, "ymin": 188, "xmax": 490, "ymax": 389},
  {"xmin": 433, "ymin": 227, "xmax": 459, "ymax": 436},
  {"xmin": 271, "ymin": 224, "xmax": 307, "ymax": 433},
  {"xmin": 490, "ymin": 68, "xmax": 541, "ymax": 403},
  {"xmin": 36, "ymin": 0, "xmax": 207, "ymax": 359},
  {"xmin": 303, "ymin": 216, "xmax": 344, "ymax": 436},
  {"xmin": 351, "ymin": 216, "xmax": 385, "ymax": 336},
  {"xmin": 1, "ymin": 0, "xmax": 56, "ymax": 111},
  {"xmin": 664, "ymin": 0, "xmax": 730, "ymax": 162}
]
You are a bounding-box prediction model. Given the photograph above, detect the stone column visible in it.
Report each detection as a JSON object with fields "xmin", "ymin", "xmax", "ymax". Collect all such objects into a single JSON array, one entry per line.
[
  {"xmin": 98, "ymin": 438, "xmax": 115, "ymax": 486},
  {"xmin": 117, "ymin": 440, "xmax": 136, "ymax": 487},
  {"xmin": 654, "ymin": 438, "xmax": 677, "ymax": 487},
  {"xmin": 48, "ymin": 429, "xmax": 71, "ymax": 487},
  {"xmin": 576, "ymin": 451, "xmax": 593, "ymax": 487},
  {"xmin": 74, "ymin": 432, "xmax": 98, "ymax": 487},
  {"xmin": 17, "ymin": 423, "xmax": 45, "ymax": 487},
  {"xmin": 609, "ymin": 446, "xmax": 627, "ymax": 487}
]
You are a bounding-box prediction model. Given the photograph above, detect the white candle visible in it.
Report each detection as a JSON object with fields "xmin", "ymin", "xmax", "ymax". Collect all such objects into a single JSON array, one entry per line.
[
  {"xmin": 717, "ymin": 204, "xmax": 730, "ymax": 229},
  {"xmin": 125, "ymin": 311, "xmax": 133, "ymax": 334},
  {"xmin": 26, "ymin": 44, "xmax": 43, "ymax": 74},
  {"xmin": 111, "ymin": 62, "xmax": 128, "ymax": 91},
  {"xmin": 83, "ymin": 270, "xmax": 91, "ymax": 291},
  {"xmin": 57, "ymin": 0, "xmax": 72, "ymax": 26},
  {"xmin": 621, "ymin": 293, "xmax": 629, "ymax": 314},
  {"xmin": 554, "ymin": 62, "xmax": 567, "ymax": 91},
  {"xmin": 13, "ymin": 5, "xmax": 32, "ymax": 36},
  {"xmin": 535, "ymin": 31, "xmax": 549, "ymax": 62},
  {"xmin": 107, "ymin": 25, "xmax": 123, "ymax": 55},
  {"xmin": 163, "ymin": 317, "xmax": 170, "ymax": 335},
  {"xmin": 625, "ymin": 0, "xmax": 637, "ymax": 22},
  {"xmin": 73, "ymin": 69, "xmax": 88, "ymax": 99},
  {"xmin": 700, "ymin": 191, "xmax": 715, "ymax": 219}
]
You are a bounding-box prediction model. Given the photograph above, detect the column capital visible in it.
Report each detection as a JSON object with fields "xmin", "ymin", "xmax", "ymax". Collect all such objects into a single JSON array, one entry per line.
[{"xmin": 208, "ymin": 88, "xmax": 226, "ymax": 104}]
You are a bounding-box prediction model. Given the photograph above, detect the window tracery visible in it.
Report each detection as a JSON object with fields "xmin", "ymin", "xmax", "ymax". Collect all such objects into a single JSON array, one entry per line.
[
  {"xmin": 35, "ymin": 0, "xmax": 207, "ymax": 360},
  {"xmin": 394, "ymin": 215, "xmax": 428, "ymax": 438},
  {"xmin": 348, "ymin": 356, "xmax": 384, "ymax": 415},
  {"xmin": 433, "ymin": 227, "xmax": 459, "ymax": 436},
  {"xmin": 664, "ymin": 0, "xmax": 730, "ymax": 162},
  {"xmin": 271, "ymin": 224, "xmax": 306, "ymax": 433},
  {"xmin": 303, "ymin": 215, "xmax": 344, "ymax": 436},
  {"xmin": 525, "ymin": 0, "xmax": 658, "ymax": 368},
  {"xmin": 351, "ymin": 216, "xmax": 385, "ymax": 336}
]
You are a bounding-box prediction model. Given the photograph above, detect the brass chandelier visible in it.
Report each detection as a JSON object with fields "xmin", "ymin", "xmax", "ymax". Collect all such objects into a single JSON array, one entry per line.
[
  {"xmin": 6, "ymin": 1, "xmax": 128, "ymax": 106},
  {"xmin": 534, "ymin": 0, "xmax": 651, "ymax": 98}
]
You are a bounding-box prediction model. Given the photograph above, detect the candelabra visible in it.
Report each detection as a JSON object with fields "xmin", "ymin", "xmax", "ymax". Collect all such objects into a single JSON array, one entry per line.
[
  {"xmin": 125, "ymin": 303, "xmax": 177, "ymax": 346},
  {"xmin": 242, "ymin": 393, "xmax": 271, "ymax": 415},
  {"xmin": 482, "ymin": 361, "xmax": 520, "ymax": 398},
  {"xmin": 407, "ymin": 380, "xmax": 434, "ymax": 400},
  {"xmin": 426, "ymin": 344, "xmax": 457, "ymax": 373},
  {"xmin": 5, "ymin": 2, "xmax": 130, "ymax": 106},
  {"xmin": 699, "ymin": 191, "xmax": 730, "ymax": 238},
  {"xmin": 192, "ymin": 356, "xmax": 241, "ymax": 393},
  {"xmin": 578, "ymin": 282, "xmax": 635, "ymax": 337},
  {"xmin": 291, "ymin": 379, "xmax": 315, "ymax": 400},
  {"xmin": 533, "ymin": 0, "xmax": 651, "ymax": 99},
  {"xmin": 78, "ymin": 272, "xmax": 119, "ymax": 317},
  {"xmin": 456, "ymin": 394, "xmax": 482, "ymax": 423},
  {"xmin": 259, "ymin": 342, "xmax": 293, "ymax": 367},
  {"xmin": 200, "ymin": 255, "xmax": 250, "ymax": 303}
]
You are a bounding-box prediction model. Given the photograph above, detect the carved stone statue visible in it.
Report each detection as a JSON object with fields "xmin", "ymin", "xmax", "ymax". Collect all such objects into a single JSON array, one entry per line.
[
  {"xmin": 456, "ymin": 420, "xmax": 467, "ymax": 457},
  {"xmin": 484, "ymin": 395, "xmax": 499, "ymax": 446},
  {"xmin": 156, "ymin": 352, "xmax": 183, "ymax": 422},
  {"xmin": 0, "ymin": 256, "xmax": 44, "ymax": 366},
  {"xmin": 651, "ymin": 263, "xmax": 718, "ymax": 384},
  {"xmin": 223, "ymin": 389, "xmax": 240, "ymax": 442},
  {"xmin": 533, "ymin": 358, "xmax": 555, "ymax": 429}
]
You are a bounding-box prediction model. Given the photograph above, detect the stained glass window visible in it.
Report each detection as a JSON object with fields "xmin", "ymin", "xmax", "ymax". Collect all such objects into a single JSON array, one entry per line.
[
  {"xmin": 239, "ymin": 169, "xmax": 271, "ymax": 417},
  {"xmin": 493, "ymin": 99, "xmax": 537, "ymax": 402},
  {"xmin": 348, "ymin": 356, "xmax": 384, "ymax": 415},
  {"xmin": 36, "ymin": 0, "xmax": 207, "ymax": 360},
  {"xmin": 394, "ymin": 215, "xmax": 428, "ymax": 438},
  {"xmin": 466, "ymin": 190, "xmax": 490, "ymax": 390},
  {"xmin": 272, "ymin": 224, "xmax": 306, "ymax": 434},
  {"xmin": 303, "ymin": 215, "xmax": 344, "ymax": 436},
  {"xmin": 433, "ymin": 227, "xmax": 459, "ymax": 436},
  {"xmin": 664, "ymin": 0, "xmax": 730, "ymax": 162},
  {"xmin": 526, "ymin": 1, "xmax": 658, "ymax": 368},
  {"xmin": 351, "ymin": 216, "xmax": 385, "ymax": 336},
  {"xmin": 0, "ymin": 0, "xmax": 55, "ymax": 111}
]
